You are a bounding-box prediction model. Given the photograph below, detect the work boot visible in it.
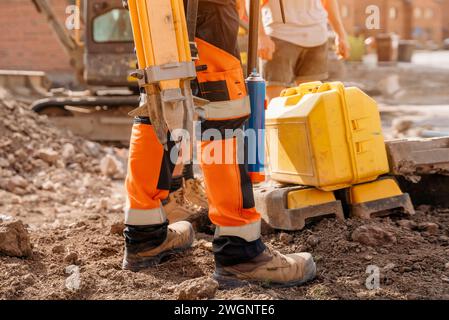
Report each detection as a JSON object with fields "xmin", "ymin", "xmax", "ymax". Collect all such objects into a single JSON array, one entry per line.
[
  {"xmin": 164, "ymin": 187, "xmax": 207, "ymax": 223},
  {"xmin": 214, "ymin": 247, "xmax": 316, "ymax": 288},
  {"xmin": 183, "ymin": 178, "xmax": 208, "ymax": 209},
  {"xmin": 123, "ymin": 221, "xmax": 195, "ymax": 272}
]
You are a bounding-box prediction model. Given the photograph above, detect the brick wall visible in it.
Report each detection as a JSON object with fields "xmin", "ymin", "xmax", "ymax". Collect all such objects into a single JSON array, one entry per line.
[
  {"xmin": 410, "ymin": 0, "xmax": 443, "ymax": 44},
  {"xmin": 384, "ymin": 0, "xmax": 406, "ymax": 38},
  {"xmin": 0, "ymin": 0, "xmax": 73, "ymax": 81},
  {"xmin": 443, "ymin": 0, "xmax": 449, "ymax": 39},
  {"xmin": 353, "ymin": 0, "xmax": 444, "ymax": 44},
  {"xmin": 338, "ymin": 0, "xmax": 355, "ymax": 36}
]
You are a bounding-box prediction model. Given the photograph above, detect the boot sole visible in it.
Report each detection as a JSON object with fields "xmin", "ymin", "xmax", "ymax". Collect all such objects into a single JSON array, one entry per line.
[
  {"xmin": 122, "ymin": 232, "xmax": 195, "ymax": 272},
  {"xmin": 214, "ymin": 260, "xmax": 317, "ymax": 289}
]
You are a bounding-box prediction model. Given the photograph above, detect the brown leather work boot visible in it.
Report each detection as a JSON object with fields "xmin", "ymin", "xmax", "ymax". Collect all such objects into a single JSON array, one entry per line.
[
  {"xmin": 164, "ymin": 187, "xmax": 207, "ymax": 223},
  {"xmin": 214, "ymin": 247, "xmax": 316, "ymax": 288},
  {"xmin": 123, "ymin": 221, "xmax": 195, "ymax": 272},
  {"xmin": 183, "ymin": 178, "xmax": 208, "ymax": 209}
]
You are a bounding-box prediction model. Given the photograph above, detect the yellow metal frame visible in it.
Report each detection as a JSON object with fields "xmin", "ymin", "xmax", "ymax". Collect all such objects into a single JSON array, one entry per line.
[
  {"xmin": 128, "ymin": 0, "xmax": 191, "ymax": 91},
  {"xmin": 288, "ymin": 188, "xmax": 336, "ymax": 209},
  {"xmin": 349, "ymin": 178, "xmax": 403, "ymax": 204}
]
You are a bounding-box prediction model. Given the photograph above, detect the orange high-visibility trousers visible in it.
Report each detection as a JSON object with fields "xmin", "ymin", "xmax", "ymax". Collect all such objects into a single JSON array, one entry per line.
[
  {"xmin": 125, "ymin": 119, "xmax": 261, "ymax": 240},
  {"xmin": 125, "ymin": 1, "xmax": 262, "ymax": 242},
  {"xmin": 125, "ymin": 118, "xmax": 178, "ymax": 226}
]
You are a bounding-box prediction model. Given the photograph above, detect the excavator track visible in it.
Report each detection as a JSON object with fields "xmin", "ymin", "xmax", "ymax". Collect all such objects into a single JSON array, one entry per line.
[{"xmin": 32, "ymin": 95, "xmax": 139, "ymax": 144}]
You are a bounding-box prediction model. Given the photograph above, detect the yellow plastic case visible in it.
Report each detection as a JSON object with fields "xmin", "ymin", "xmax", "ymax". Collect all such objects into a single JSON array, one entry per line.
[{"xmin": 266, "ymin": 81, "xmax": 389, "ymax": 191}]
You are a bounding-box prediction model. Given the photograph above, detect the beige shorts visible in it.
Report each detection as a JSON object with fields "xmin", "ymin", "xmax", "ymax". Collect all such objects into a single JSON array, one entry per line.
[{"xmin": 261, "ymin": 38, "xmax": 329, "ymax": 87}]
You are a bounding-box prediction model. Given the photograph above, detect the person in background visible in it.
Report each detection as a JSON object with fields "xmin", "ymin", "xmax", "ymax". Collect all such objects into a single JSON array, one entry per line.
[{"xmin": 258, "ymin": 0, "xmax": 350, "ymax": 100}]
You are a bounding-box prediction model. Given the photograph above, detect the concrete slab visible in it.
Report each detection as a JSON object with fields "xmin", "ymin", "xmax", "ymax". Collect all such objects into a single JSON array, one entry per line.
[{"xmin": 386, "ymin": 137, "xmax": 449, "ymax": 177}]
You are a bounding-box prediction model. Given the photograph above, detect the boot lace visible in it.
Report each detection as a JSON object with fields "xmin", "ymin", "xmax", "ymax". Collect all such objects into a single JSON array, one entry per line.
[
  {"xmin": 266, "ymin": 246, "xmax": 288, "ymax": 264},
  {"xmin": 185, "ymin": 178, "xmax": 208, "ymax": 201},
  {"xmin": 171, "ymin": 188, "xmax": 202, "ymax": 213}
]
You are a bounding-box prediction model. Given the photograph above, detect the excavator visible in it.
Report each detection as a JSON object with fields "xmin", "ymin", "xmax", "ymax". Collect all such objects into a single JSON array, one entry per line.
[
  {"xmin": 35, "ymin": 0, "xmax": 141, "ymax": 143},
  {"xmin": 1, "ymin": 0, "xmax": 140, "ymax": 143}
]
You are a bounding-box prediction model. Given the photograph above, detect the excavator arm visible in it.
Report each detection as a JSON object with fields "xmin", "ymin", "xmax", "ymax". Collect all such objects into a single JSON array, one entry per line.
[{"xmin": 31, "ymin": 0, "xmax": 85, "ymax": 83}]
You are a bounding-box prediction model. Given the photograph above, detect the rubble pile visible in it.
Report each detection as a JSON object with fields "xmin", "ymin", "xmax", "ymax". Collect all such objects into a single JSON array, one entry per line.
[{"xmin": 0, "ymin": 88, "xmax": 126, "ymax": 224}]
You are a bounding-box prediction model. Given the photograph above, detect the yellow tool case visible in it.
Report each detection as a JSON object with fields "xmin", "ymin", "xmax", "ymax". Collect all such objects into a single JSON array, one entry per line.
[{"xmin": 266, "ymin": 81, "xmax": 390, "ymax": 191}]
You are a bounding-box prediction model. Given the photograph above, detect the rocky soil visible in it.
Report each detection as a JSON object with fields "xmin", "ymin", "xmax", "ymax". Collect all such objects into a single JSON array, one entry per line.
[
  {"xmin": 1, "ymin": 87, "xmax": 448, "ymax": 300},
  {"xmin": 0, "ymin": 87, "xmax": 127, "ymax": 227},
  {"xmin": 1, "ymin": 205, "xmax": 448, "ymax": 300}
]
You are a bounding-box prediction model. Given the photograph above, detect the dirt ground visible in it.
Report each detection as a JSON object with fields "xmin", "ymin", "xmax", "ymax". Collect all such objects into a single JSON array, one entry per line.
[{"xmin": 1, "ymin": 188, "xmax": 449, "ymax": 300}]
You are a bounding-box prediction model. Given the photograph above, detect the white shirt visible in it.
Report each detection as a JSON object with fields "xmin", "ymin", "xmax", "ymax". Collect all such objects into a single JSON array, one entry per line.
[{"xmin": 261, "ymin": 0, "xmax": 328, "ymax": 47}]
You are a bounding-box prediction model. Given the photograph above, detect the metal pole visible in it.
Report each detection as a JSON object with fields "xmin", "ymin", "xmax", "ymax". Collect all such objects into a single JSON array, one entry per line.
[
  {"xmin": 279, "ymin": 0, "xmax": 286, "ymax": 23},
  {"xmin": 247, "ymin": 0, "xmax": 260, "ymax": 74},
  {"xmin": 187, "ymin": 0, "xmax": 199, "ymax": 42}
]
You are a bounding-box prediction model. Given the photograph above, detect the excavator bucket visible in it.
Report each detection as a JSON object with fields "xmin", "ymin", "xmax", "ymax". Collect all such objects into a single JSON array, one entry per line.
[{"xmin": 0, "ymin": 70, "xmax": 51, "ymax": 102}]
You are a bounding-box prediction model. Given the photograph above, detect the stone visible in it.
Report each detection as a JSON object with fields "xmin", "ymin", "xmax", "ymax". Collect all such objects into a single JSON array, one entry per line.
[
  {"xmin": 351, "ymin": 225, "xmax": 397, "ymax": 247},
  {"xmin": 110, "ymin": 221, "xmax": 125, "ymax": 236},
  {"xmin": 196, "ymin": 239, "xmax": 213, "ymax": 252},
  {"xmin": 41, "ymin": 180, "xmax": 54, "ymax": 191},
  {"xmin": 397, "ymin": 219, "xmax": 417, "ymax": 230},
  {"xmin": 0, "ymin": 215, "xmax": 13, "ymax": 222},
  {"xmin": 10, "ymin": 175, "xmax": 28, "ymax": 188},
  {"xmin": 100, "ymin": 155, "xmax": 124, "ymax": 179},
  {"xmin": 52, "ymin": 244, "xmax": 66, "ymax": 254},
  {"xmin": 417, "ymin": 222, "xmax": 439, "ymax": 235},
  {"xmin": 97, "ymin": 198, "xmax": 109, "ymax": 211},
  {"xmin": 0, "ymin": 220, "xmax": 32, "ymax": 257},
  {"xmin": 83, "ymin": 141, "xmax": 101, "ymax": 157},
  {"xmin": 306, "ymin": 235, "xmax": 320, "ymax": 248},
  {"xmin": 279, "ymin": 232, "xmax": 293, "ymax": 244},
  {"xmin": 0, "ymin": 157, "xmax": 9, "ymax": 168},
  {"xmin": 88, "ymin": 214, "xmax": 101, "ymax": 221},
  {"xmin": 64, "ymin": 252, "xmax": 79, "ymax": 265},
  {"xmin": 382, "ymin": 263, "xmax": 396, "ymax": 272},
  {"xmin": 175, "ymin": 276, "xmax": 219, "ymax": 300},
  {"xmin": 36, "ymin": 148, "xmax": 59, "ymax": 164},
  {"xmin": 0, "ymin": 175, "xmax": 28, "ymax": 193},
  {"xmin": 84, "ymin": 198, "xmax": 96, "ymax": 209},
  {"xmin": 22, "ymin": 273, "xmax": 36, "ymax": 285},
  {"xmin": 62, "ymin": 143, "xmax": 76, "ymax": 160}
]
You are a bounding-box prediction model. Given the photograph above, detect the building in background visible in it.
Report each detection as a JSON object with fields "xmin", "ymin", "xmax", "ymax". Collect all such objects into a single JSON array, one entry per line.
[
  {"xmin": 337, "ymin": 0, "xmax": 356, "ymax": 36},
  {"xmin": 0, "ymin": 0, "xmax": 75, "ymax": 85},
  {"xmin": 442, "ymin": 0, "xmax": 449, "ymax": 40},
  {"xmin": 0, "ymin": 0, "xmax": 447, "ymax": 88},
  {"xmin": 351, "ymin": 0, "xmax": 444, "ymax": 46}
]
